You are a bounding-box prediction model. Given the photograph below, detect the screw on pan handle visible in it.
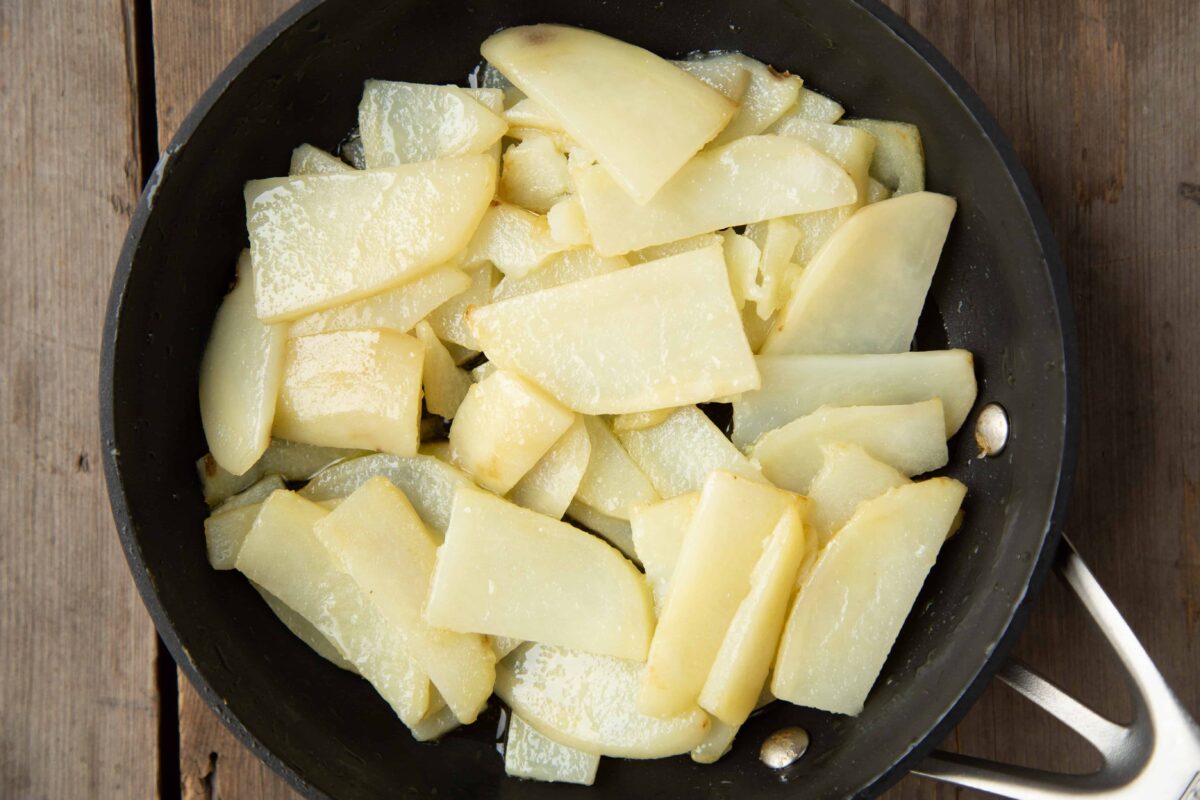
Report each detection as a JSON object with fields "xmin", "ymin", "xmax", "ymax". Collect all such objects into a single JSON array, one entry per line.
[{"xmin": 914, "ymin": 537, "xmax": 1200, "ymax": 799}]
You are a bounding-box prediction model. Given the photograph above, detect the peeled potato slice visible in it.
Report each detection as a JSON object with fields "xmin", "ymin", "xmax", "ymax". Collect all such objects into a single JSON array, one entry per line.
[
  {"xmin": 426, "ymin": 487, "xmax": 654, "ymax": 661},
  {"xmin": 426, "ymin": 265, "xmax": 495, "ymax": 350},
  {"xmin": 744, "ymin": 218, "xmax": 802, "ymax": 318},
  {"xmin": 841, "ymin": 117, "xmax": 926, "ymax": 195},
  {"xmin": 461, "ymin": 202, "xmax": 568, "ymax": 279},
  {"xmin": 247, "ymin": 157, "xmax": 495, "ymax": 321},
  {"xmin": 625, "ymin": 232, "xmax": 723, "ymax": 266},
  {"xmin": 482, "ymin": 24, "xmax": 736, "ymax": 203},
  {"xmin": 204, "ymin": 474, "xmax": 284, "ymax": 569},
  {"xmin": 274, "ymin": 329, "xmax": 424, "ymax": 457},
  {"xmin": 508, "ymin": 418, "xmax": 591, "ymax": 520},
  {"xmin": 752, "ymin": 399, "xmax": 949, "ymax": 493},
  {"xmin": 565, "ymin": 499, "xmax": 638, "ymax": 560},
  {"xmin": 732, "ymin": 350, "xmax": 978, "ymax": 447},
  {"xmin": 574, "ymin": 135, "xmax": 857, "ymax": 256},
  {"xmin": 413, "ymin": 321, "xmax": 472, "ymax": 419},
  {"xmin": 289, "ymin": 143, "xmax": 354, "ymax": 176},
  {"xmin": 253, "ymin": 583, "xmax": 356, "ymax": 672},
  {"xmin": 639, "ymin": 472, "xmax": 804, "ymax": 718},
  {"xmin": 771, "ymin": 117, "xmax": 876, "ymax": 208},
  {"xmin": 358, "ymin": 80, "xmax": 507, "ymax": 167},
  {"xmin": 235, "ymin": 491, "xmax": 431, "ymax": 727},
  {"xmin": 505, "ymin": 714, "xmax": 600, "ymax": 786},
  {"xmin": 492, "ymin": 248, "xmax": 627, "ymax": 302},
  {"xmin": 315, "ymin": 478, "xmax": 496, "ymax": 723},
  {"xmin": 774, "ymin": 87, "xmax": 845, "ymax": 125},
  {"xmin": 630, "ymin": 492, "xmax": 700, "ymax": 614},
  {"xmin": 761, "ymin": 191, "xmax": 956, "ymax": 355},
  {"xmin": 807, "ymin": 443, "xmax": 911, "ymax": 546},
  {"xmin": 709, "ymin": 54, "xmax": 803, "ymax": 146},
  {"xmin": 691, "ymin": 719, "xmax": 739, "ymax": 765},
  {"xmin": 671, "ymin": 55, "xmax": 752, "ymax": 101},
  {"xmin": 499, "ymin": 133, "xmax": 571, "ymax": 214},
  {"xmin": 468, "ymin": 245, "xmax": 760, "ymax": 414},
  {"xmin": 574, "ymin": 415, "xmax": 659, "ymax": 519},
  {"xmin": 196, "ymin": 438, "xmax": 360, "ymax": 506},
  {"xmin": 496, "ymin": 643, "xmax": 711, "ymax": 758},
  {"xmin": 772, "ymin": 478, "xmax": 966, "ymax": 715},
  {"xmin": 546, "ymin": 196, "xmax": 591, "ymax": 246},
  {"xmin": 449, "ymin": 370, "xmax": 576, "ymax": 495},
  {"xmin": 199, "ymin": 251, "xmax": 288, "ymax": 475}
]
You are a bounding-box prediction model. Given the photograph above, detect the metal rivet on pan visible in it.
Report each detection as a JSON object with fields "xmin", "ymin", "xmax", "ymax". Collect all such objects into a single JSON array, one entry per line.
[
  {"xmin": 975, "ymin": 403, "xmax": 1009, "ymax": 457},
  {"xmin": 760, "ymin": 727, "xmax": 810, "ymax": 769}
]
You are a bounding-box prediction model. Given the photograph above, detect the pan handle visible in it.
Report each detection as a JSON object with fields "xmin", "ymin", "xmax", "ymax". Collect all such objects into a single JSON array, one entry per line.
[{"xmin": 913, "ymin": 537, "xmax": 1200, "ymax": 799}]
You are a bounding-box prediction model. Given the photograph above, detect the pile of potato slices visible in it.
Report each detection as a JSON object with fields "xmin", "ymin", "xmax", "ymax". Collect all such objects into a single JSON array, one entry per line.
[{"xmin": 196, "ymin": 23, "xmax": 977, "ymax": 786}]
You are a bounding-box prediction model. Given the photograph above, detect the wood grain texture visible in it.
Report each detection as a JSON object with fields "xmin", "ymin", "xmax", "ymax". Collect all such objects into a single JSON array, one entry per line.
[
  {"xmin": 147, "ymin": 1, "xmax": 1200, "ymax": 798},
  {"xmin": 0, "ymin": 0, "xmax": 160, "ymax": 798}
]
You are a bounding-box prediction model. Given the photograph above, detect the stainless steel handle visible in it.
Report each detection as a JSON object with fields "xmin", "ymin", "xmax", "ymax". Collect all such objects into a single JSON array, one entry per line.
[{"xmin": 914, "ymin": 537, "xmax": 1200, "ymax": 799}]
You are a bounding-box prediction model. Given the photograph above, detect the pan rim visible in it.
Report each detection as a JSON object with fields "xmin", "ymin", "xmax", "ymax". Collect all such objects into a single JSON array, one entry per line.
[{"xmin": 99, "ymin": 0, "xmax": 1080, "ymax": 797}]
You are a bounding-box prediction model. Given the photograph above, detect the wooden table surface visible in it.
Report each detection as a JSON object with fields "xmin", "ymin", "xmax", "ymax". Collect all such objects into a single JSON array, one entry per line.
[{"xmin": 2, "ymin": 0, "xmax": 1197, "ymax": 797}]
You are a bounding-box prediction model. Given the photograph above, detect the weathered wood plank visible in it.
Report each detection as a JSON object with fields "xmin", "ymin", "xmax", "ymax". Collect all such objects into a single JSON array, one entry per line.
[{"xmin": 0, "ymin": 0, "xmax": 160, "ymax": 797}]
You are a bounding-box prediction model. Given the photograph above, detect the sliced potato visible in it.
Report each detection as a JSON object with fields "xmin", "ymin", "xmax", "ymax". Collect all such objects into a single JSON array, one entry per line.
[
  {"xmin": 625, "ymin": 232, "xmax": 723, "ymax": 266},
  {"xmin": 413, "ymin": 321, "xmax": 472, "ymax": 419},
  {"xmin": 505, "ymin": 714, "xmax": 600, "ymax": 786},
  {"xmin": 672, "ymin": 54, "xmax": 752, "ymax": 101},
  {"xmin": 546, "ymin": 196, "xmax": 591, "ymax": 246},
  {"xmin": 493, "ymin": 248, "xmax": 627, "ymax": 301},
  {"xmin": 496, "ymin": 643, "xmax": 711, "ymax": 758},
  {"xmin": 247, "ymin": 157, "xmax": 495, "ymax": 321},
  {"xmin": 574, "ymin": 416, "xmax": 659, "ymax": 518},
  {"xmin": 691, "ymin": 719, "xmax": 738, "ymax": 764},
  {"xmin": 205, "ymin": 474, "xmax": 284, "ymax": 568},
  {"xmin": 616, "ymin": 406, "xmax": 763, "ymax": 498},
  {"xmin": 426, "ymin": 487, "xmax": 654, "ymax": 660},
  {"xmin": 298, "ymin": 453, "xmax": 474, "ymax": 539},
  {"xmin": 807, "ymin": 442, "xmax": 910, "ymax": 546},
  {"xmin": 253, "ymin": 583, "xmax": 356, "ymax": 672},
  {"xmin": 565, "ymin": 499, "xmax": 637, "ymax": 560},
  {"xmin": 289, "ymin": 143, "xmax": 354, "ymax": 176},
  {"xmin": 358, "ymin": 80, "xmax": 507, "ymax": 167},
  {"xmin": 699, "ymin": 505, "xmax": 810, "ymax": 726},
  {"xmin": 235, "ymin": 491, "xmax": 430, "ymax": 726},
  {"xmin": 721, "ymin": 230, "xmax": 761, "ymax": 310},
  {"xmin": 752, "ymin": 399, "xmax": 949, "ymax": 494},
  {"xmin": 762, "ymin": 192, "xmax": 956, "ymax": 355},
  {"xmin": 744, "ymin": 218, "xmax": 802, "ymax": 318},
  {"xmin": 574, "ymin": 135, "xmax": 856, "ymax": 255},
  {"xmin": 629, "ymin": 492, "xmax": 699, "ymax": 613},
  {"xmin": 288, "ymin": 266, "xmax": 471, "ymax": 339},
  {"xmin": 499, "ymin": 133, "xmax": 571, "ymax": 213},
  {"xmin": 197, "ymin": 438, "xmax": 360, "ymax": 506},
  {"xmin": 508, "ymin": 418, "xmax": 591, "ymax": 520},
  {"xmin": 732, "ymin": 350, "xmax": 978, "ymax": 447},
  {"xmin": 199, "ymin": 251, "xmax": 288, "ymax": 475},
  {"xmin": 771, "ymin": 117, "xmax": 876, "ymax": 208},
  {"xmin": 776, "ymin": 87, "xmax": 845, "ymax": 125},
  {"xmin": 841, "ymin": 118, "xmax": 925, "ymax": 195},
  {"xmin": 772, "ymin": 478, "xmax": 966, "ymax": 715},
  {"xmin": 468, "ymin": 245, "xmax": 760, "ymax": 414},
  {"xmin": 482, "ymin": 25, "xmax": 736, "ymax": 203},
  {"xmin": 274, "ymin": 329, "xmax": 424, "ymax": 456},
  {"xmin": 611, "ymin": 408, "xmax": 675, "ymax": 433},
  {"xmin": 426, "ymin": 265, "xmax": 495, "ymax": 351},
  {"xmin": 449, "ymin": 370, "xmax": 576, "ymax": 494},
  {"xmin": 410, "ymin": 697, "xmax": 462, "ymax": 742},
  {"xmin": 491, "ymin": 636, "xmax": 524, "ymax": 660},
  {"xmin": 639, "ymin": 472, "xmax": 804, "ymax": 718},
  {"xmin": 710, "ymin": 55, "xmax": 803, "ymax": 147},
  {"xmin": 462, "ymin": 202, "xmax": 567, "ymax": 278},
  {"xmin": 315, "ymin": 478, "xmax": 495, "ymax": 723},
  {"xmin": 502, "ymin": 97, "xmax": 565, "ymax": 131},
  {"xmin": 788, "ymin": 205, "xmax": 854, "ymax": 268}
]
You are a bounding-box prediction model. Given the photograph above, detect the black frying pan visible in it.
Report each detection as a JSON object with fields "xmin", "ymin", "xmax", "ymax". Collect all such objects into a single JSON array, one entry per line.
[{"xmin": 100, "ymin": 0, "xmax": 1078, "ymax": 796}]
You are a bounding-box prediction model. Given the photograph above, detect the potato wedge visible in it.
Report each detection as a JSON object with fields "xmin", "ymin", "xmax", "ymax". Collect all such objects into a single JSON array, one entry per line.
[
  {"xmin": 505, "ymin": 714, "xmax": 600, "ymax": 786},
  {"xmin": 449, "ymin": 370, "xmax": 576, "ymax": 494},
  {"xmin": 639, "ymin": 472, "xmax": 804, "ymax": 718},
  {"xmin": 841, "ymin": 118, "xmax": 925, "ymax": 195},
  {"xmin": 235, "ymin": 491, "xmax": 430, "ymax": 727},
  {"xmin": 574, "ymin": 135, "xmax": 857, "ymax": 256},
  {"xmin": 499, "ymin": 133, "xmax": 571, "ymax": 214},
  {"xmin": 699, "ymin": 505, "xmax": 810, "ymax": 726},
  {"xmin": 574, "ymin": 415, "xmax": 659, "ymax": 519},
  {"xmin": 199, "ymin": 251, "xmax": 288, "ymax": 475},
  {"xmin": 496, "ymin": 643, "xmax": 711, "ymax": 758},
  {"xmin": 565, "ymin": 499, "xmax": 637, "ymax": 560},
  {"xmin": 253, "ymin": 583, "xmax": 356, "ymax": 672},
  {"xmin": 616, "ymin": 406, "xmax": 764, "ymax": 498},
  {"xmin": 297, "ymin": 452, "xmax": 473, "ymax": 538},
  {"xmin": 807, "ymin": 442, "xmax": 910, "ymax": 546},
  {"xmin": 672, "ymin": 54, "xmax": 752, "ymax": 101},
  {"xmin": 426, "ymin": 265, "xmax": 495, "ymax": 350},
  {"xmin": 492, "ymin": 248, "xmax": 626, "ymax": 302},
  {"xmin": 315, "ymin": 478, "xmax": 495, "ymax": 723},
  {"xmin": 752, "ymin": 399, "xmax": 949, "ymax": 493},
  {"xmin": 772, "ymin": 478, "xmax": 966, "ymax": 715},
  {"xmin": 710, "ymin": 55, "xmax": 803, "ymax": 146},
  {"xmin": 426, "ymin": 487, "xmax": 653, "ymax": 660},
  {"xmin": 732, "ymin": 350, "xmax": 978, "ymax": 447},
  {"xmin": 288, "ymin": 266, "xmax": 471, "ymax": 339},
  {"xmin": 508, "ymin": 418, "xmax": 591, "ymax": 520},
  {"xmin": 468, "ymin": 245, "xmax": 760, "ymax": 414},
  {"xmin": 274, "ymin": 329, "xmax": 424, "ymax": 456},
  {"xmin": 461, "ymin": 202, "xmax": 567, "ymax": 279},
  {"xmin": 289, "ymin": 143, "xmax": 354, "ymax": 176},
  {"xmin": 247, "ymin": 157, "xmax": 495, "ymax": 321},
  {"xmin": 482, "ymin": 25, "xmax": 736, "ymax": 203},
  {"xmin": 761, "ymin": 192, "xmax": 956, "ymax": 355},
  {"xmin": 358, "ymin": 80, "xmax": 507, "ymax": 167},
  {"xmin": 197, "ymin": 438, "xmax": 360, "ymax": 506},
  {"xmin": 413, "ymin": 321, "xmax": 472, "ymax": 419},
  {"xmin": 629, "ymin": 492, "xmax": 699, "ymax": 613}
]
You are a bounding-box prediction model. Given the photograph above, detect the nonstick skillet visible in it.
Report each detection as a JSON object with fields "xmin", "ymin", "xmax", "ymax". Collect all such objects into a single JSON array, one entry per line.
[{"xmin": 99, "ymin": 0, "xmax": 1200, "ymax": 797}]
